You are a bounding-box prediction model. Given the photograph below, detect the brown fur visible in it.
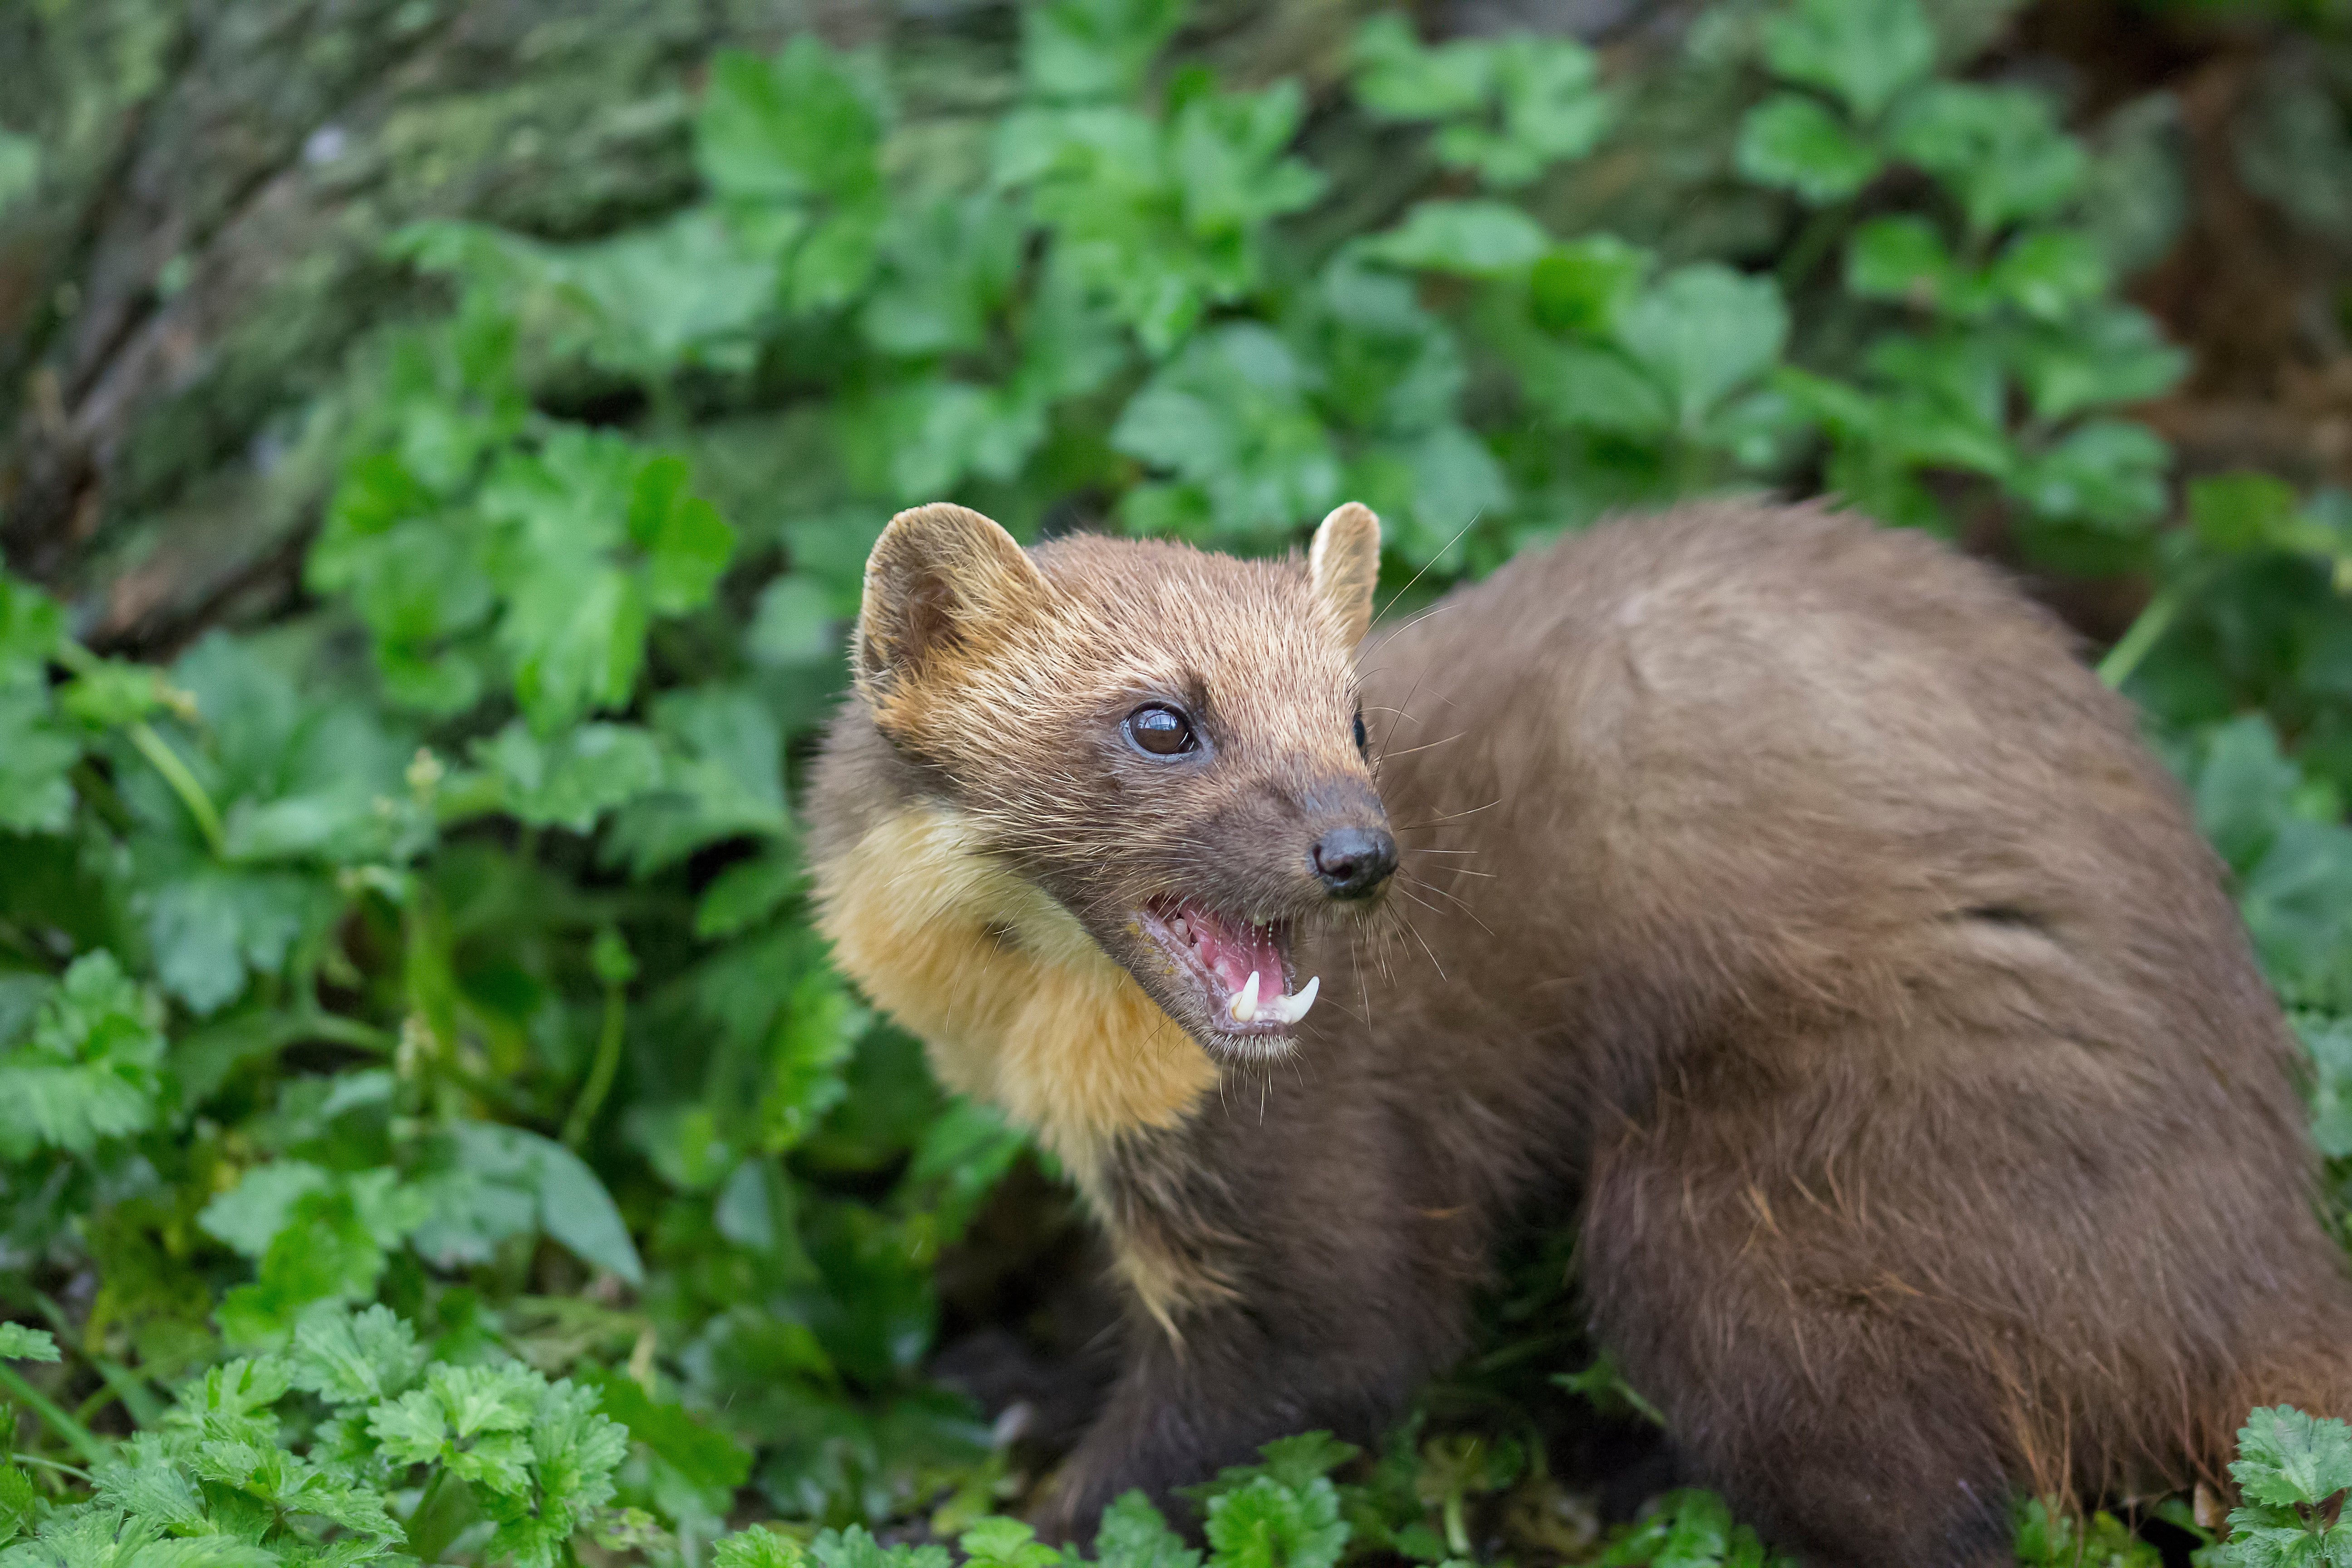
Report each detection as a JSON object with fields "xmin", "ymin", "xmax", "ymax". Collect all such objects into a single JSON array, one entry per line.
[{"xmin": 807, "ymin": 499, "xmax": 2352, "ymax": 1567}]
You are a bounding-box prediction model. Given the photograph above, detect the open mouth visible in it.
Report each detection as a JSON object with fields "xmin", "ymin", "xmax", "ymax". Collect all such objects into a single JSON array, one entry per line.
[{"xmin": 1135, "ymin": 897, "xmax": 1320, "ymax": 1039}]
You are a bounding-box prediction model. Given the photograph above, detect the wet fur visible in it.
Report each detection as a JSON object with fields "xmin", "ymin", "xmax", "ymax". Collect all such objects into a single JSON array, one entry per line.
[{"xmin": 808, "ymin": 500, "xmax": 2352, "ymax": 1567}]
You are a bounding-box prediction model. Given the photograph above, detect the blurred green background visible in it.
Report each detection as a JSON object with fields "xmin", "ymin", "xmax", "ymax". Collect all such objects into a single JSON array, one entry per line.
[{"xmin": 7, "ymin": 0, "xmax": 2352, "ymax": 1564}]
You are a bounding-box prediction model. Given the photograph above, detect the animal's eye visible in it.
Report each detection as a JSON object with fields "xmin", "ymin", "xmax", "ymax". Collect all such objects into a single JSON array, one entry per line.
[
  {"xmin": 1353, "ymin": 709, "xmax": 1369, "ymax": 756},
  {"xmin": 1126, "ymin": 703, "xmax": 1198, "ymax": 758}
]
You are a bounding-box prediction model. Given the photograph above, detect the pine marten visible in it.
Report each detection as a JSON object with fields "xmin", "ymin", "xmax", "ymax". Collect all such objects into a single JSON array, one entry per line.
[{"xmin": 805, "ymin": 498, "xmax": 2352, "ymax": 1567}]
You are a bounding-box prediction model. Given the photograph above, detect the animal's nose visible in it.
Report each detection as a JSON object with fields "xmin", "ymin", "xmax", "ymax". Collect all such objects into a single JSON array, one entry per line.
[{"xmin": 1313, "ymin": 825, "xmax": 1397, "ymax": 899}]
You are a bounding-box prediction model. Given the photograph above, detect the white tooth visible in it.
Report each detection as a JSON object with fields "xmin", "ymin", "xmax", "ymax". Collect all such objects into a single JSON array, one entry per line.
[
  {"xmin": 1170, "ymin": 917, "xmax": 1188, "ymax": 940},
  {"xmin": 1285, "ymin": 975, "xmax": 1320, "ymax": 1023},
  {"xmin": 1230, "ymin": 970, "xmax": 1260, "ymax": 1023}
]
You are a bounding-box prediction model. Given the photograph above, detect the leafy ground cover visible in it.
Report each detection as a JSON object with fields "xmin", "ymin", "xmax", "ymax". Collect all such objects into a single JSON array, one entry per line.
[{"xmin": 8, "ymin": 0, "xmax": 2352, "ymax": 1563}]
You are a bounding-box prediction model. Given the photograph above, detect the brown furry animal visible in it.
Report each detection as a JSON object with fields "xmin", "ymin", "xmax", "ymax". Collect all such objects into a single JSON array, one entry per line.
[{"xmin": 805, "ymin": 497, "xmax": 2352, "ymax": 1567}]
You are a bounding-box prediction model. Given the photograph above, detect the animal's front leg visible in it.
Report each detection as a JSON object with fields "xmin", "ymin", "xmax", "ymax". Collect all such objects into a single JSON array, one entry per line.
[
  {"xmin": 1034, "ymin": 1284, "xmax": 1441, "ymax": 1544},
  {"xmin": 1035, "ymin": 1109, "xmax": 1480, "ymax": 1544}
]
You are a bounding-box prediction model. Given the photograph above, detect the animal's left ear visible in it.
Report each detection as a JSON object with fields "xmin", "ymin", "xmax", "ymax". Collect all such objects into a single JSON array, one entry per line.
[{"xmin": 1308, "ymin": 502, "xmax": 1381, "ymax": 647}]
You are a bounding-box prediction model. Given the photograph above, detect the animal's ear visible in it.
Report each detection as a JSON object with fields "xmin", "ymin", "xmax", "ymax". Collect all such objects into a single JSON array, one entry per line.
[
  {"xmin": 855, "ymin": 503, "xmax": 1050, "ymax": 698},
  {"xmin": 1308, "ymin": 502, "xmax": 1381, "ymax": 647}
]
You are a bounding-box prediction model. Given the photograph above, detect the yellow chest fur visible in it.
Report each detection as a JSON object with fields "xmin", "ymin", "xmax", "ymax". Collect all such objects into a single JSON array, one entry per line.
[{"xmin": 812, "ymin": 805, "xmax": 1222, "ymax": 1192}]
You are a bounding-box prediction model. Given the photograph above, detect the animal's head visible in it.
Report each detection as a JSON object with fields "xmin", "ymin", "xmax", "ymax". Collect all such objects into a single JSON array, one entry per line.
[{"xmin": 843, "ymin": 500, "xmax": 1394, "ymax": 1061}]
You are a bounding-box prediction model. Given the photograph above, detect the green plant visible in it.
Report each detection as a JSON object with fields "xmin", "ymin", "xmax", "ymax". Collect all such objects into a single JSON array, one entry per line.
[
  {"xmin": 2213, "ymin": 1407, "xmax": 2352, "ymax": 1565},
  {"xmin": 6, "ymin": 0, "xmax": 2352, "ymax": 1563}
]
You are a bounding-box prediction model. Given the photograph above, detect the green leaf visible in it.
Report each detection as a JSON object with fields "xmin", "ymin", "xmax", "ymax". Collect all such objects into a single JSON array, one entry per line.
[
  {"xmin": 759, "ymin": 968, "xmax": 861, "ymax": 1155},
  {"xmin": 1845, "ymin": 216, "xmax": 1970, "ymax": 315},
  {"xmin": 0, "ymin": 688, "xmax": 78, "ymax": 836},
  {"xmin": 2009, "ymin": 303, "xmax": 2186, "ymax": 422},
  {"xmin": 808, "ymin": 1526, "xmax": 951, "ymax": 1568},
  {"xmin": 697, "ymin": 42, "xmax": 885, "ymax": 206},
  {"xmin": 696, "ymin": 850, "xmax": 804, "ymax": 939},
  {"xmin": 2192, "ymin": 472, "xmax": 2303, "ymax": 556},
  {"xmin": 717, "ymin": 1529, "xmax": 811, "ymax": 1568},
  {"xmin": 899, "ymin": 1098, "xmax": 1028, "ymax": 1243},
  {"xmin": 473, "ymin": 720, "xmax": 666, "ymax": 833},
  {"xmin": 1365, "ymin": 201, "xmax": 1550, "ymax": 278},
  {"xmin": 141, "ymin": 868, "xmax": 324, "ymax": 1015},
  {"xmin": 1889, "ymin": 83, "xmax": 2089, "ymax": 238},
  {"xmin": 437, "ymin": 1122, "xmax": 645, "ymax": 1284},
  {"xmin": 216, "ymin": 1186, "xmax": 410, "ymax": 1347},
  {"xmin": 0, "ymin": 951, "xmax": 167, "ymax": 1159},
  {"xmin": 201, "ymin": 1161, "xmax": 338, "ymax": 1257},
  {"xmin": 1989, "ymin": 230, "xmax": 2109, "ymax": 323},
  {"xmin": 1171, "ymin": 84, "xmax": 1328, "ymax": 241},
  {"xmin": 2009, "ymin": 419, "xmax": 2170, "ymax": 534},
  {"xmin": 285, "ymin": 1304, "xmax": 425, "ymax": 1408},
  {"xmin": 528, "ymin": 1137, "xmax": 647, "ymax": 1286},
  {"xmin": 0, "ymin": 1461, "xmax": 35, "ymax": 1550},
  {"xmin": 7, "ymin": 1509, "xmax": 282, "ymax": 1568},
  {"xmin": 1762, "ymin": 0, "xmax": 1936, "ymax": 123},
  {"xmin": 627, "ymin": 457, "xmax": 736, "ymax": 617},
  {"xmin": 0, "ymin": 580, "xmax": 72, "ymax": 826},
  {"xmin": 1441, "ymin": 37, "xmax": 1610, "ymax": 188},
  {"xmin": 1204, "ymin": 1476, "xmax": 1349, "ymax": 1568},
  {"xmin": 0, "ymin": 1324, "xmax": 60, "ymax": 1363},
  {"xmin": 579, "ymin": 1367, "xmax": 752, "ymax": 1494},
  {"xmin": 2242, "ymin": 819, "xmax": 2352, "ymax": 1014},
  {"xmin": 57, "ymin": 661, "xmax": 176, "ymax": 730},
  {"xmin": 748, "ymin": 577, "xmax": 839, "ymax": 668},
  {"xmin": 1353, "ymin": 21, "xmax": 1606, "ymax": 187},
  {"xmin": 861, "ymin": 197, "xmax": 1026, "ymax": 359},
  {"xmin": 1253, "ymin": 1434, "xmax": 1361, "ymax": 1491},
  {"xmin": 2197, "ymin": 715, "xmax": 2302, "ymax": 876},
  {"xmin": 605, "ymin": 687, "xmax": 791, "ymax": 877},
  {"xmin": 1518, "ymin": 343, "xmax": 1672, "ymax": 437},
  {"xmin": 0, "ymin": 132, "xmax": 39, "ymax": 225},
  {"xmin": 2303, "ymin": 1018, "xmax": 2352, "ymax": 1161},
  {"xmin": 1352, "ymin": 16, "xmax": 1490, "ymax": 121},
  {"xmin": 1615, "ymin": 265, "xmax": 1789, "ymax": 431},
  {"xmin": 1736, "ymin": 94, "xmax": 1886, "ymax": 204},
  {"xmin": 560, "ymin": 209, "xmax": 777, "ymax": 374},
  {"xmin": 2232, "ymin": 1406, "xmax": 2352, "ymax": 1508},
  {"xmin": 1094, "ymin": 1494, "xmax": 1200, "ymax": 1568},
  {"xmin": 1022, "ymin": 0, "xmax": 1188, "ymax": 104},
  {"xmin": 1528, "ymin": 237, "xmax": 1651, "ymax": 337},
  {"xmin": 1112, "ymin": 326, "xmax": 1340, "ymax": 541},
  {"xmin": 0, "ymin": 574, "xmax": 64, "ymax": 681},
  {"xmin": 957, "ymin": 1519, "xmax": 1061, "ymax": 1568}
]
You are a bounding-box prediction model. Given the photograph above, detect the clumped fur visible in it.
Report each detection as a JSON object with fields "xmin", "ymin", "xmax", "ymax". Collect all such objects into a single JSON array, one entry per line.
[{"xmin": 807, "ymin": 499, "xmax": 2352, "ymax": 1567}]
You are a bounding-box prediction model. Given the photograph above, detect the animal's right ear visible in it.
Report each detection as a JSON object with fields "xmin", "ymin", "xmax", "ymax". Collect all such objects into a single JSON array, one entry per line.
[
  {"xmin": 1308, "ymin": 502, "xmax": 1381, "ymax": 647},
  {"xmin": 854, "ymin": 503, "xmax": 1050, "ymax": 701}
]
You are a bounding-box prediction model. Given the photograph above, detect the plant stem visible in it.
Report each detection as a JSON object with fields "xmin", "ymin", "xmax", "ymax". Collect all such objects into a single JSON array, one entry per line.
[
  {"xmin": 127, "ymin": 721, "xmax": 227, "ymax": 858},
  {"xmin": 562, "ymin": 980, "xmax": 628, "ymax": 1150},
  {"xmin": 296, "ymin": 1010, "xmax": 399, "ymax": 1055},
  {"xmin": 0, "ymin": 1362, "xmax": 110, "ymax": 1467},
  {"xmin": 2101, "ymin": 561, "xmax": 2218, "ymax": 690}
]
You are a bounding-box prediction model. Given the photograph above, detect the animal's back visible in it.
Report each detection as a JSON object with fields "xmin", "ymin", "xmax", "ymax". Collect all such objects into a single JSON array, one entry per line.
[{"xmin": 1343, "ymin": 501, "xmax": 2350, "ymax": 1555}]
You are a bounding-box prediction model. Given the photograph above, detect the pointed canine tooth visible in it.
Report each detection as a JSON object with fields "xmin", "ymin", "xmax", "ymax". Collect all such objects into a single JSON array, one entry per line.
[
  {"xmin": 1286, "ymin": 975, "xmax": 1320, "ymax": 1024},
  {"xmin": 1261, "ymin": 975, "xmax": 1321, "ymax": 1026},
  {"xmin": 1230, "ymin": 970, "xmax": 1260, "ymax": 1023}
]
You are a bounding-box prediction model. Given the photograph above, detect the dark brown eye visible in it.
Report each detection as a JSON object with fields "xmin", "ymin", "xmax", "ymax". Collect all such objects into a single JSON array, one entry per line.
[
  {"xmin": 1126, "ymin": 704, "xmax": 1197, "ymax": 758},
  {"xmin": 1353, "ymin": 709, "xmax": 1368, "ymax": 756}
]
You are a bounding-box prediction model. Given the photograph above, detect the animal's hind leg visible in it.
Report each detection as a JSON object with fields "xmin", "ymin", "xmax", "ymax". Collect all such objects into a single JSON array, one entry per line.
[{"xmin": 1578, "ymin": 1131, "xmax": 2017, "ymax": 1568}]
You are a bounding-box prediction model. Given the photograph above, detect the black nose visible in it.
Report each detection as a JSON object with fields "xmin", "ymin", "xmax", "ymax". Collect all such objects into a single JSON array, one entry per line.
[{"xmin": 1313, "ymin": 826, "xmax": 1397, "ymax": 899}]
